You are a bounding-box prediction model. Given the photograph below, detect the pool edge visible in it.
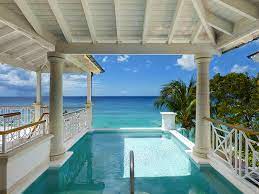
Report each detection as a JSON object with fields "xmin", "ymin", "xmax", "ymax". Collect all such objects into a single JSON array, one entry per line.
[{"xmin": 169, "ymin": 129, "xmax": 258, "ymax": 194}]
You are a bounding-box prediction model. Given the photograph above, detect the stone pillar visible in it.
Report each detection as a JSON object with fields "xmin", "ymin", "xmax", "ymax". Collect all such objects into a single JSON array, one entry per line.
[
  {"xmin": 193, "ymin": 54, "xmax": 212, "ymax": 158},
  {"xmin": 160, "ymin": 112, "xmax": 177, "ymax": 130},
  {"xmin": 86, "ymin": 71, "xmax": 93, "ymax": 129},
  {"xmin": 48, "ymin": 52, "xmax": 66, "ymax": 160},
  {"xmin": 34, "ymin": 70, "xmax": 42, "ymax": 121}
]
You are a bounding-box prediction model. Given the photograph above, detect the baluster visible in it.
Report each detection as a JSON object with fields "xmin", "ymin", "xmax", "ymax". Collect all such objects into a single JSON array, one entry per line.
[
  {"xmin": 234, "ymin": 129, "xmax": 238, "ymax": 174},
  {"xmin": 230, "ymin": 132, "xmax": 233, "ymax": 168},
  {"xmin": 224, "ymin": 131, "xmax": 227, "ymax": 153},
  {"xmin": 238, "ymin": 131, "xmax": 242, "ymax": 176},
  {"xmin": 212, "ymin": 124, "xmax": 215, "ymax": 150},
  {"xmin": 18, "ymin": 115, "xmax": 21, "ymax": 139},
  {"xmin": 252, "ymin": 152, "xmax": 255, "ymax": 172},
  {"xmin": 245, "ymin": 137, "xmax": 248, "ymax": 176},
  {"xmin": 44, "ymin": 116, "xmax": 48, "ymax": 135},
  {"xmin": 2, "ymin": 120, "xmax": 6, "ymax": 153}
]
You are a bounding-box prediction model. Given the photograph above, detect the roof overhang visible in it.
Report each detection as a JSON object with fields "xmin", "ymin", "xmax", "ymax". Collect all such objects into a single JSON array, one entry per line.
[
  {"xmin": 0, "ymin": 0, "xmax": 258, "ymax": 72},
  {"xmin": 248, "ymin": 51, "xmax": 259, "ymax": 62},
  {"xmin": 41, "ymin": 53, "xmax": 104, "ymax": 74}
]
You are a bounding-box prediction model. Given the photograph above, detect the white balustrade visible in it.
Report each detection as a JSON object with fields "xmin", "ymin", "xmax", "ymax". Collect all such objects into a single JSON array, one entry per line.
[
  {"xmin": 0, "ymin": 105, "xmax": 49, "ymax": 125},
  {"xmin": 0, "ymin": 112, "xmax": 21, "ymax": 132},
  {"xmin": 0, "ymin": 106, "xmax": 35, "ymax": 125},
  {"xmin": 210, "ymin": 121, "xmax": 259, "ymax": 186},
  {"xmin": 40, "ymin": 106, "xmax": 49, "ymax": 115},
  {"xmin": 0, "ymin": 114, "xmax": 49, "ymax": 153},
  {"xmin": 63, "ymin": 108, "xmax": 87, "ymax": 142}
]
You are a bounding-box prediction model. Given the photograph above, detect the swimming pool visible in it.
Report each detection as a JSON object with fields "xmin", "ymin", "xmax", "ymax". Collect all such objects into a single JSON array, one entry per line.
[{"xmin": 23, "ymin": 130, "xmax": 241, "ymax": 194}]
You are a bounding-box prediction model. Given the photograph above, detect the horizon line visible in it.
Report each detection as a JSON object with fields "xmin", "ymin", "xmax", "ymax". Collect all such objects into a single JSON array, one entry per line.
[{"xmin": 0, "ymin": 95, "xmax": 159, "ymax": 97}]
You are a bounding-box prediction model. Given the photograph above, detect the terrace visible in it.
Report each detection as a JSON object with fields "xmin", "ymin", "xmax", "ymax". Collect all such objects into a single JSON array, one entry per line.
[{"xmin": 0, "ymin": 0, "xmax": 258, "ymax": 193}]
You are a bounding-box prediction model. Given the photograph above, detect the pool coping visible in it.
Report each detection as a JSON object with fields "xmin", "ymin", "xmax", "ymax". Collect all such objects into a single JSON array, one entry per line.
[
  {"xmin": 49, "ymin": 128, "xmax": 90, "ymax": 168},
  {"xmin": 168, "ymin": 130, "xmax": 210, "ymax": 166},
  {"xmin": 168, "ymin": 129, "xmax": 259, "ymax": 194}
]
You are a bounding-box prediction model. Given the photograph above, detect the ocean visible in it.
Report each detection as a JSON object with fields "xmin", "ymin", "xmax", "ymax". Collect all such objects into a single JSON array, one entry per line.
[{"xmin": 0, "ymin": 96, "xmax": 162, "ymax": 128}]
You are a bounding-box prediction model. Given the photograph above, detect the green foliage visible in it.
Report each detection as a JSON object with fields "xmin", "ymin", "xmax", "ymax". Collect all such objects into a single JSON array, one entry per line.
[
  {"xmin": 210, "ymin": 73, "xmax": 259, "ymax": 130},
  {"xmin": 155, "ymin": 73, "xmax": 258, "ymax": 132},
  {"xmin": 154, "ymin": 77, "xmax": 196, "ymax": 129}
]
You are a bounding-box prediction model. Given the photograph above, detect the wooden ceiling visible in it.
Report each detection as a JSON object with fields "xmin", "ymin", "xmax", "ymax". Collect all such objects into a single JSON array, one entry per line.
[{"xmin": 0, "ymin": 0, "xmax": 258, "ymax": 71}]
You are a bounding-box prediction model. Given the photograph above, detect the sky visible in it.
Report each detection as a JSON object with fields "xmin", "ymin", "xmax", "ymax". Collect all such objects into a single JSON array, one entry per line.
[{"xmin": 0, "ymin": 39, "xmax": 258, "ymax": 97}]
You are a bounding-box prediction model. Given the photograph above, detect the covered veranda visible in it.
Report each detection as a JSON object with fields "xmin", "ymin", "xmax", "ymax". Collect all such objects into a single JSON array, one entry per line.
[{"xmin": 0, "ymin": 0, "xmax": 258, "ymax": 193}]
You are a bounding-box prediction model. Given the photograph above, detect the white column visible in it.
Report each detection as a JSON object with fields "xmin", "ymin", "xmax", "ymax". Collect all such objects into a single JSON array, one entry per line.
[
  {"xmin": 193, "ymin": 54, "xmax": 212, "ymax": 158},
  {"xmin": 160, "ymin": 112, "xmax": 177, "ymax": 130},
  {"xmin": 48, "ymin": 52, "xmax": 66, "ymax": 160},
  {"xmin": 86, "ymin": 71, "xmax": 93, "ymax": 129},
  {"xmin": 34, "ymin": 70, "xmax": 42, "ymax": 121}
]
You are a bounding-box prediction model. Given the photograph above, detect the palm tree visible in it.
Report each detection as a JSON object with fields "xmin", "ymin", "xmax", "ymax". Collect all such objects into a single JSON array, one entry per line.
[{"xmin": 154, "ymin": 78, "xmax": 196, "ymax": 130}]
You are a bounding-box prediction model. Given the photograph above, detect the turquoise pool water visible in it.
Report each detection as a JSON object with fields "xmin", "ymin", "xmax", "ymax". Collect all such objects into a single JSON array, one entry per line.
[{"xmin": 23, "ymin": 130, "xmax": 241, "ymax": 194}]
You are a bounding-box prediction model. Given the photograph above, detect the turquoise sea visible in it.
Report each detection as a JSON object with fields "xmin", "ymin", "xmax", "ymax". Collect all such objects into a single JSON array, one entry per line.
[{"xmin": 0, "ymin": 96, "xmax": 162, "ymax": 128}]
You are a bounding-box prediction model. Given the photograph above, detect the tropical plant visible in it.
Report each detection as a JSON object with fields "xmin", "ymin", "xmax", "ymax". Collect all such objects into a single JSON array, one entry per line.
[
  {"xmin": 154, "ymin": 78, "xmax": 196, "ymax": 129},
  {"xmin": 155, "ymin": 73, "xmax": 258, "ymax": 132},
  {"xmin": 210, "ymin": 73, "xmax": 258, "ymax": 130}
]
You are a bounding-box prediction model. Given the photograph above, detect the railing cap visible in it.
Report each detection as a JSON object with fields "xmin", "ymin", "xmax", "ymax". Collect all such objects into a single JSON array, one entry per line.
[
  {"xmin": 204, "ymin": 117, "xmax": 259, "ymax": 135},
  {"xmin": 0, "ymin": 112, "xmax": 21, "ymax": 118}
]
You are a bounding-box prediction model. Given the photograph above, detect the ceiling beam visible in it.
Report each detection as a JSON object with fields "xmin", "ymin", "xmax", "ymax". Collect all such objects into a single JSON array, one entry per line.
[
  {"xmin": 14, "ymin": 0, "xmax": 57, "ymax": 44},
  {"xmin": 191, "ymin": 0, "xmax": 216, "ymax": 44},
  {"xmin": 32, "ymin": 56, "xmax": 47, "ymax": 71},
  {"xmin": 81, "ymin": 0, "xmax": 97, "ymax": 43},
  {"xmin": 0, "ymin": 6, "xmax": 54, "ymax": 50},
  {"xmin": 11, "ymin": 42, "xmax": 41, "ymax": 58},
  {"xmin": 0, "ymin": 26, "xmax": 15, "ymax": 38},
  {"xmin": 217, "ymin": 20, "xmax": 259, "ymax": 51},
  {"xmin": 207, "ymin": 12, "xmax": 233, "ymax": 36},
  {"xmin": 113, "ymin": 0, "xmax": 121, "ymax": 43},
  {"xmin": 0, "ymin": 36, "xmax": 29, "ymax": 54},
  {"xmin": 142, "ymin": 0, "xmax": 152, "ymax": 44},
  {"xmin": 0, "ymin": 53, "xmax": 34, "ymax": 71},
  {"xmin": 56, "ymin": 42, "xmax": 220, "ymax": 55},
  {"xmin": 21, "ymin": 48, "xmax": 46, "ymax": 63},
  {"xmin": 191, "ymin": 22, "xmax": 203, "ymax": 43},
  {"xmin": 168, "ymin": 0, "xmax": 185, "ymax": 44},
  {"xmin": 47, "ymin": 0, "xmax": 73, "ymax": 43},
  {"xmin": 212, "ymin": 0, "xmax": 258, "ymax": 21}
]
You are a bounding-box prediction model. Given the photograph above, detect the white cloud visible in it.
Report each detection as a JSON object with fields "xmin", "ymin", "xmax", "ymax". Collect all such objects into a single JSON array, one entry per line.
[
  {"xmin": 117, "ymin": 55, "xmax": 130, "ymax": 63},
  {"xmin": 123, "ymin": 67, "xmax": 138, "ymax": 73},
  {"xmin": 231, "ymin": 64, "xmax": 249, "ymax": 73},
  {"xmin": 102, "ymin": 56, "xmax": 108, "ymax": 63},
  {"xmin": 0, "ymin": 65, "xmax": 35, "ymax": 87},
  {"xmin": 175, "ymin": 55, "xmax": 196, "ymax": 71},
  {"xmin": 0, "ymin": 64, "xmax": 102, "ymax": 96},
  {"xmin": 213, "ymin": 66, "xmax": 220, "ymax": 74}
]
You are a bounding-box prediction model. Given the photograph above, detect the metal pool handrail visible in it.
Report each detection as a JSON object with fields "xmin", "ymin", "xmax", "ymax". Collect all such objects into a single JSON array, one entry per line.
[{"xmin": 130, "ymin": 150, "xmax": 134, "ymax": 194}]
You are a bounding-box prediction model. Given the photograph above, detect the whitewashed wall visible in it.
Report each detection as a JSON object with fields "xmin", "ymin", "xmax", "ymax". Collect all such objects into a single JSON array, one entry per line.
[{"xmin": 0, "ymin": 135, "xmax": 52, "ymax": 194}]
